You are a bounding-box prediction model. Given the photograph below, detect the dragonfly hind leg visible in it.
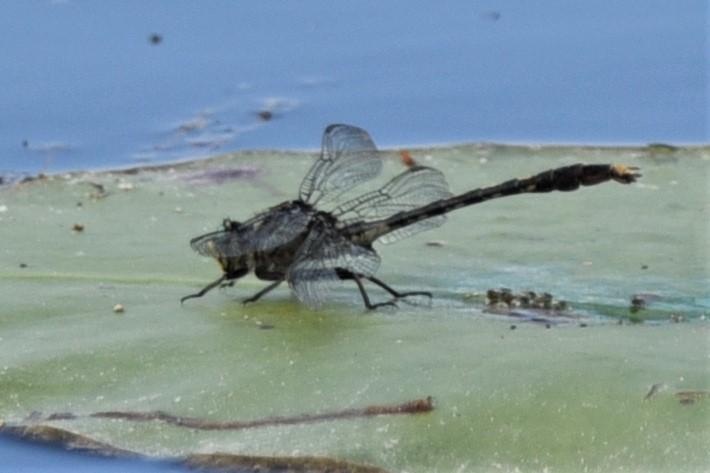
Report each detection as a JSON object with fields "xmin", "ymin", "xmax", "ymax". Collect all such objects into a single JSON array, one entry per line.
[
  {"xmin": 350, "ymin": 273, "xmax": 397, "ymax": 310},
  {"xmin": 365, "ymin": 275, "xmax": 432, "ymax": 301},
  {"xmin": 336, "ymin": 269, "xmax": 429, "ymax": 310}
]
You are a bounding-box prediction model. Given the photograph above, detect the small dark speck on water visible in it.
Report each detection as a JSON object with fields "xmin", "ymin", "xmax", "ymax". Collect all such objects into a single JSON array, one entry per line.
[
  {"xmin": 19, "ymin": 263, "xmax": 27, "ymax": 268},
  {"xmin": 257, "ymin": 110, "xmax": 273, "ymax": 122},
  {"xmin": 641, "ymin": 264, "xmax": 649, "ymax": 270},
  {"xmin": 21, "ymin": 140, "xmax": 28, "ymax": 148},
  {"xmin": 509, "ymin": 324, "xmax": 517, "ymax": 330},
  {"xmin": 481, "ymin": 10, "xmax": 502, "ymax": 21},
  {"xmin": 149, "ymin": 33, "xmax": 162, "ymax": 45}
]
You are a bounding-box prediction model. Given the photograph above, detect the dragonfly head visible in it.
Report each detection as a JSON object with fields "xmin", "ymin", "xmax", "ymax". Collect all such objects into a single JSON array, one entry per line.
[{"xmin": 222, "ymin": 218, "xmax": 242, "ymax": 231}]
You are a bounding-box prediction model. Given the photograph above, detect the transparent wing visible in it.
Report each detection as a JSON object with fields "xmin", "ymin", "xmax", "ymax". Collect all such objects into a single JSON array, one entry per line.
[
  {"xmin": 287, "ymin": 222, "xmax": 381, "ymax": 308},
  {"xmin": 190, "ymin": 203, "xmax": 313, "ymax": 258},
  {"xmin": 242, "ymin": 204, "xmax": 312, "ymax": 252},
  {"xmin": 298, "ymin": 124, "xmax": 383, "ymax": 206},
  {"xmin": 190, "ymin": 227, "xmax": 246, "ymax": 259},
  {"xmin": 332, "ymin": 166, "xmax": 453, "ymax": 244}
]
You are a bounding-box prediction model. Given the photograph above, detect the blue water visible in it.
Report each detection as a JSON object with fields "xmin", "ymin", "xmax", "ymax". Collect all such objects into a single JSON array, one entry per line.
[
  {"xmin": 0, "ymin": 432, "xmax": 185, "ymax": 473},
  {"xmin": 0, "ymin": 1, "xmax": 706, "ymax": 471},
  {"xmin": 0, "ymin": 0, "xmax": 706, "ymax": 175}
]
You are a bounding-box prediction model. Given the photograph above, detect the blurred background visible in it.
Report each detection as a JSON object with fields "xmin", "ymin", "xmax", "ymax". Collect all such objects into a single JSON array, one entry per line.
[{"xmin": 0, "ymin": 0, "xmax": 706, "ymax": 176}]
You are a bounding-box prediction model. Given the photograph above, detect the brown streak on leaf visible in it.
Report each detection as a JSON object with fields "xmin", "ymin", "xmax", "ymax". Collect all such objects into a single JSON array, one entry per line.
[
  {"xmin": 89, "ymin": 397, "xmax": 433, "ymax": 431},
  {"xmin": 184, "ymin": 452, "xmax": 390, "ymax": 473}
]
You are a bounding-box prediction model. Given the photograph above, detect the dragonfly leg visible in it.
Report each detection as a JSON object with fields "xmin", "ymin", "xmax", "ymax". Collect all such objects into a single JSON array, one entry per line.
[
  {"xmin": 335, "ymin": 268, "xmax": 397, "ymax": 310},
  {"xmin": 243, "ymin": 281, "xmax": 283, "ymax": 305},
  {"xmin": 181, "ymin": 274, "xmax": 227, "ymax": 304},
  {"xmin": 219, "ymin": 280, "xmax": 235, "ymax": 289},
  {"xmin": 350, "ymin": 273, "xmax": 397, "ymax": 310},
  {"xmin": 365, "ymin": 275, "xmax": 432, "ymax": 300}
]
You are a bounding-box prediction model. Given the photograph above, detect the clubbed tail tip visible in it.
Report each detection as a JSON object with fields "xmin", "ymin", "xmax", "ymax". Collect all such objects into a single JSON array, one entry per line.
[{"xmin": 611, "ymin": 164, "xmax": 642, "ymax": 184}]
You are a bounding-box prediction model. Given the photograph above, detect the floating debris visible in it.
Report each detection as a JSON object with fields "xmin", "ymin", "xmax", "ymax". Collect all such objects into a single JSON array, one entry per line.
[
  {"xmin": 257, "ymin": 110, "xmax": 273, "ymax": 122},
  {"xmin": 72, "ymin": 223, "xmax": 85, "ymax": 233},
  {"xmin": 643, "ymin": 383, "xmax": 666, "ymax": 401},
  {"xmin": 477, "ymin": 288, "xmax": 574, "ymax": 324},
  {"xmin": 23, "ymin": 142, "xmax": 72, "ymax": 154},
  {"xmin": 112, "ymin": 304, "xmax": 125, "ymax": 314},
  {"xmin": 425, "ymin": 240, "xmax": 446, "ymax": 247},
  {"xmin": 254, "ymin": 97, "xmax": 299, "ymax": 121},
  {"xmin": 255, "ymin": 321, "xmax": 275, "ymax": 330},
  {"xmin": 187, "ymin": 133, "xmax": 234, "ymax": 149},
  {"xmin": 19, "ymin": 263, "xmax": 27, "ymax": 269},
  {"xmin": 486, "ymin": 288, "xmax": 568, "ymax": 312},
  {"xmin": 148, "ymin": 33, "xmax": 162, "ymax": 45},
  {"xmin": 177, "ymin": 113, "xmax": 211, "ymax": 133},
  {"xmin": 184, "ymin": 167, "xmax": 260, "ymax": 186},
  {"xmin": 87, "ymin": 182, "xmax": 108, "ymax": 200},
  {"xmin": 675, "ymin": 390, "xmax": 710, "ymax": 406},
  {"xmin": 481, "ymin": 10, "xmax": 502, "ymax": 21}
]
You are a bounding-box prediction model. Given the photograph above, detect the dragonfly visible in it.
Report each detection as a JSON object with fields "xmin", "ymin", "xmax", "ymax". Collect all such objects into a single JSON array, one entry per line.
[{"xmin": 182, "ymin": 124, "xmax": 640, "ymax": 309}]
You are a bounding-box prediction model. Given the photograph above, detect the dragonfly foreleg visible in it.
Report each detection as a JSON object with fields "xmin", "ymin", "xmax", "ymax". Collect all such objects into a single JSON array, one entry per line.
[{"xmin": 181, "ymin": 274, "xmax": 228, "ymax": 304}]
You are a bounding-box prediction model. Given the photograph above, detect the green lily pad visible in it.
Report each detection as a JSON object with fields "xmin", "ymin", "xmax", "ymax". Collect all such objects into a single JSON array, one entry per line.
[{"xmin": 1, "ymin": 143, "xmax": 708, "ymax": 472}]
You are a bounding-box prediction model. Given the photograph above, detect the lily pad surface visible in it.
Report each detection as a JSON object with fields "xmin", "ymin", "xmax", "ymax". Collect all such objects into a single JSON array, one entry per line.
[{"xmin": 1, "ymin": 144, "xmax": 708, "ymax": 472}]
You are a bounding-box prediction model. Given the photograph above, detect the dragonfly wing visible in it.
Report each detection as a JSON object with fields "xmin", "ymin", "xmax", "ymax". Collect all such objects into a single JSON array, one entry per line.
[
  {"xmin": 333, "ymin": 165, "xmax": 453, "ymax": 244},
  {"xmin": 190, "ymin": 204, "xmax": 312, "ymax": 259},
  {"xmin": 298, "ymin": 124, "xmax": 383, "ymax": 205},
  {"xmin": 287, "ymin": 222, "xmax": 380, "ymax": 308},
  {"xmin": 246, "ymin": 205, "xmax": 313, "ymax": 252},
  {"xmin": 189, "ymin": 228, "xmax": 246, "ymax": 259}
]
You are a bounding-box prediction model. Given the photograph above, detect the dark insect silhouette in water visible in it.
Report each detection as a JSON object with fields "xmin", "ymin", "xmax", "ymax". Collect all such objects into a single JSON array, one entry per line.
[{"xmin": 182, "ymin": 124, "xmax": 640, "ymax": 309}]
